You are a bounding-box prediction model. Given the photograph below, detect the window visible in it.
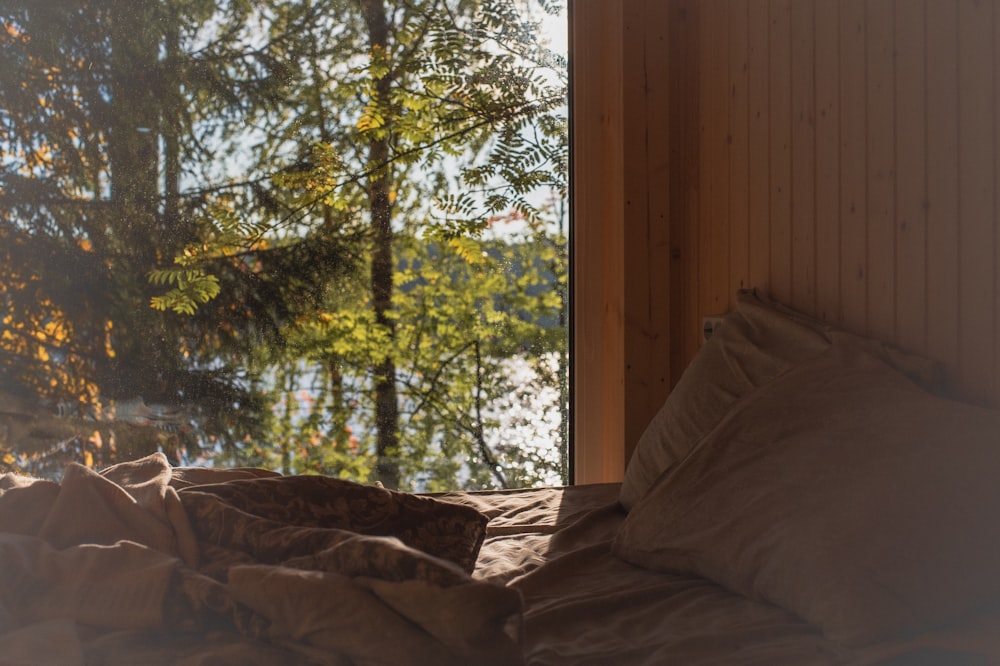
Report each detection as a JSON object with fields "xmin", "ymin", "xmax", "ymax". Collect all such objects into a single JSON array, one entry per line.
[{"xmin": 0, "ymin": 0, "xmax": 568, "ymax": 490}]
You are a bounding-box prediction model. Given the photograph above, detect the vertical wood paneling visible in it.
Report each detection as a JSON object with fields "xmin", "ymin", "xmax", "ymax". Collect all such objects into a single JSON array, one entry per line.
[
  {"xmin": 729, "ymin": 0, "xmax": 750, "ymax": 302},
  {"xmin": 747, "ymin": 2, "xmax": 771, "ymax": 292},
  {"xmin": 769, "ymin": 0, "xmax": 793, "ymax": 303},
  {"xmin": 677, "ymin": 0, "xmax": 1000, "ymax": 407},
  {"xmin": 865, "ymin": 0, "xmax": 896, "ymax": 342},
  {"xmin": 573, "ymin": 0, "xmax": 1000, "ymax": 478},
  {"xmin": 894, "ymin": 0, "xmax": 928, "ymax": 355},
  {"xmin": 814, "ymin": 0, "xmax": 841, "ymax": 322},
  {"xmin": 672, "ymin": 0, "xmax": 1000, "ymax": 408},
  {"xmin": 669, "ymin": 0, "xmax": 701, "ymax": 370},
  {"xmin": 839, "ymin": 0, "xmax": 868, "ymax": 332},
  {"xmin": 791, "ymin": 0, "xmax": 817, "ymax": 315},
  {"xmin": 622, "ymin": 0, "xmax": 672, "ymax": 458},
  {"xmin": 674, "ymin": 0, "xmax": 1000, "ymax": 407},
  {"xmin": 925, "ymin": 0, "xmax": 960, "ymax": 378},
  {"xmin": 958, "ymin": 0, "xmax": 996, "ymax": 404},
  {"xmin": 571, "ymin": 0, "xmax": 624, "ymax": 483},
  {"xmin": 700, "ymin": 0, "xmax": 730, "ymax": 318}
]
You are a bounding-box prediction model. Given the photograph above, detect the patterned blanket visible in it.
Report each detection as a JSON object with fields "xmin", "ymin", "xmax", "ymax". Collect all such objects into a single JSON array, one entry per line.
[{"xmin": 0, "ymin": 454, "xmax": 522, "ymax": 665}]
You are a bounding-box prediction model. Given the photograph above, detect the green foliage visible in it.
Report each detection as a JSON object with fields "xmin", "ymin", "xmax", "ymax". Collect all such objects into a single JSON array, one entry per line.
[
  {"xmin": 261, "ymin": 213, "xmax": 568, "ymax": 490},
  {"xmin": 149, "ymin": 269, "xmax": 222, "ymax": 315},
  {"xmin": 0, "ymin": 0, "xmax": 356, "ymax": 457},
  {"xmin": 0, "ymin": 0, "xmax": 569, "ymax": 488},
  {"xmin": 390, "ymin": 227, "xmax": 568, "ymax": 489}
]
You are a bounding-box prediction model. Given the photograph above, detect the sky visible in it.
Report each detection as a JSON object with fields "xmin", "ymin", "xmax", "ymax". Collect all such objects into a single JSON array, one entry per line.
[{"xmin": 540, "ymin": 5, "xmax": 568, "ymax": 57}]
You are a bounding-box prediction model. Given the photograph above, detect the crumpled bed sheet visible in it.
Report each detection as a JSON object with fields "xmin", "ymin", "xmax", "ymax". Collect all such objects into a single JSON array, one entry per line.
[
  {"xmin": 0, "ymin": 453, "xmax": 521, "ymax": 666},
  {"xmin": 4, "ymin": 461, "xmax": 995, "ymax": 666}
]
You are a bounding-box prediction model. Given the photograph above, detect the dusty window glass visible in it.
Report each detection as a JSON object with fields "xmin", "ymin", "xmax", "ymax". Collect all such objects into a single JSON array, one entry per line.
[{"xmin": 0, "ymin": 0, "xmax": 567, "ymax": 491}]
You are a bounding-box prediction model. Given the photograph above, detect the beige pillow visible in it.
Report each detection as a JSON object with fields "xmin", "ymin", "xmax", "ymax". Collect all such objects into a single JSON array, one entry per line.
[
  {"xmin": 614, "ymin": 343, "xmax": 1000, "ymax": 647},
  {"xmin": 620, "ymin": 290, "xmax": 829, "ymax": 509},
  {"xmin": 619, "ymin": 289, "xmax": 941, "ymax": 510}
]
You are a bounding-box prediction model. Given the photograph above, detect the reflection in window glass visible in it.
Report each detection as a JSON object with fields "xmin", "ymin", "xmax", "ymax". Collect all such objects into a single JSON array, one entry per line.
[{"xmin": 0, "ymin": 1, "xmax": 567, "ymax": 490}]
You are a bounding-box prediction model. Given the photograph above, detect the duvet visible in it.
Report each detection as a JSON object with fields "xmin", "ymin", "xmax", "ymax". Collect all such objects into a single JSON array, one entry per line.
[{"xmin": 0, "ymin": 453, "xmax": 521, "ymax": 665}]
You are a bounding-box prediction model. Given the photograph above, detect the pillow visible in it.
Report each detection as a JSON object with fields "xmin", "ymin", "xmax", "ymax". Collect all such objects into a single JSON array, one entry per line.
[
  {"xmin": 613, "ymin": 343, "xmax": 1000, "ymax": 647},
  {"xmin": 619, "ymin": 290, "xmax": 830, "ymax": 510},
  {"xmin": 619, "ymin": 289, "xmax": 941, "ymax": 510}
]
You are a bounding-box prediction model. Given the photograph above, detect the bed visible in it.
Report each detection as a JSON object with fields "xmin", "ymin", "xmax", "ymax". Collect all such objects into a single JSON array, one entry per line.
[{"xmin": 2, "ymin": 289, "xmax": 999, "ymax": 665}]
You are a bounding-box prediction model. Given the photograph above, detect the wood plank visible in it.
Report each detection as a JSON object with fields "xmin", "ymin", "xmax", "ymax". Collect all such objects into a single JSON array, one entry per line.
[
  {"xmin": 790, "ymin": 0, "xmax": 816, "ymax": 315},
  {"xmin": 729, "ymin": 0, "xmax": 750, "ymax": 303},
  {"xmin": 925, "ymin": 0, "xmax": 960, "ymax": 383},
  {"xmin": 865, "ymin": 0, "xmax": 895, "ymax": 342},
  {"xmin": 768, "ymin": 0, "xmax": 793, "ymax": 303},
  {"xmin": 814, "ymin": 0, "xmax": 841, "ymax": 323},
  {"xmin": 643, "ymin": 0, "xmax": 672, "ymax": 423},
  {"xmin": 958, "ymin": 0, "xmax": 995, "ymax": 405},
  {"xmin": 622, "ymin": 0, "xmax": 651, "ymax": 457},
  {"xmin": 747, "ymin": 0, "xmax": 771, "ymax": 292},
  {"xmin": 700, "ymin": 0, "xmax": 730, "ymax": 317},
  {"xmin": 894, "ymin": 0, "xmax": 928, "ymax": 355},
  {"xmin": 570, "ymin": 0, "xmax": 625, "ymax": 483},
  {"xmin": 838, "ymin": 0, "xmax": 867, "ymax": 333},
  {"xmin": 668, "ymin": 0, "xmax": 701, "ymax": 373},
  {"xmin": 622, "ymin": 0, "xmax": 672, "ymax": 459},
  {"xmin": 697, "ymin": 0, "xmax": 713, "ymax": 338}
]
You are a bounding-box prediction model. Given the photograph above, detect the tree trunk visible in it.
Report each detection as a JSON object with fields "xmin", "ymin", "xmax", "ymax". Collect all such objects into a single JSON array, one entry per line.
[
  {"xmin": 163, "ymin": 14, "xmax": 181, "ymax": 237},
  {"xmin": 108, "ymin": 0, "xmax": 160, "ymax": 264},
  {"xmin": 106, "ymin": 0, "xmax": 163, "ymax": 400},
  {"xmin": 362, "ymin": 0, "xmax": 400, "ymax": 489}
]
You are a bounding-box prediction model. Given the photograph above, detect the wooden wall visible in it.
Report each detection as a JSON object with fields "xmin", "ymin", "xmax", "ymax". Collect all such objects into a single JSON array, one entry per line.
[
  {"xmin": 572, "ymin": 0, "xmax": 1000, "ymax": 483},
  {"xmin": 692, "ymin": 0, "xmax": 1000, "ymax": 410}
]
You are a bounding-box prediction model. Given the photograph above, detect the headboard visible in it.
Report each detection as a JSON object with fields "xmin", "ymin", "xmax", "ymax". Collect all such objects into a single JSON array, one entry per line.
[{"xmin": 572, "ymin": 0, "xmax": 1000, "ymax": 482}]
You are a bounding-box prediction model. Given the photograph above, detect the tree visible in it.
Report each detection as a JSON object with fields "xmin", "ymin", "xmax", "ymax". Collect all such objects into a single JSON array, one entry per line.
[
  {"xmin": 147, "ymin": 0, "xmax": 567, "ymax": 488},
  {"xmin": 191, "ymin": 0, "xmax": 568, "ymax": 488},
  {"xmin": 391, "ymin": 224, "xmax": 568, "ymax": 490},
  {"xmin": 0, "ymin": 0, "xmax": 358, "ymax": 468}
]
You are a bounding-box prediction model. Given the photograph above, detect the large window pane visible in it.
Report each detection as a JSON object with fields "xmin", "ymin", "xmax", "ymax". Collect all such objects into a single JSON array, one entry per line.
[{"xmin": 0, "ymin": 0, "xmax": 567, "ymax": 490}]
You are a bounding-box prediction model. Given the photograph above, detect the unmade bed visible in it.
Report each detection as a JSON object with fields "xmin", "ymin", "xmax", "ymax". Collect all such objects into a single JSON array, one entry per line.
[{"xmin": 2, "ymin": 290, "xmax": 1000, "ymax": 665}]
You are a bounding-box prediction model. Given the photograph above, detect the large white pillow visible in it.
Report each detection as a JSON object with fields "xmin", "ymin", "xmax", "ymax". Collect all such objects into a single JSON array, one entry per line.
[
  {"xmin": 619, "ymin": 290, "xmax": 941, "ymax": 510},
  {"xmin": 614, "ymin": 343, "xmax": 1000, "ymax": 647}
]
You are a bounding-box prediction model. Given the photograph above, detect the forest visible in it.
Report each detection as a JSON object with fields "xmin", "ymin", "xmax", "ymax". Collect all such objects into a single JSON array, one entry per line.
[{"xmin": 0, "ymin": 0, "xmax": 567, "ymax": 491}]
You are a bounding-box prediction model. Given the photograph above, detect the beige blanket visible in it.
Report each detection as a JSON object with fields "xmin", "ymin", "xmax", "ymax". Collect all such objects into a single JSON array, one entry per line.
[{"xmin": 0, "ymin": 454, "xmax": 522, "ymax": 665}]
